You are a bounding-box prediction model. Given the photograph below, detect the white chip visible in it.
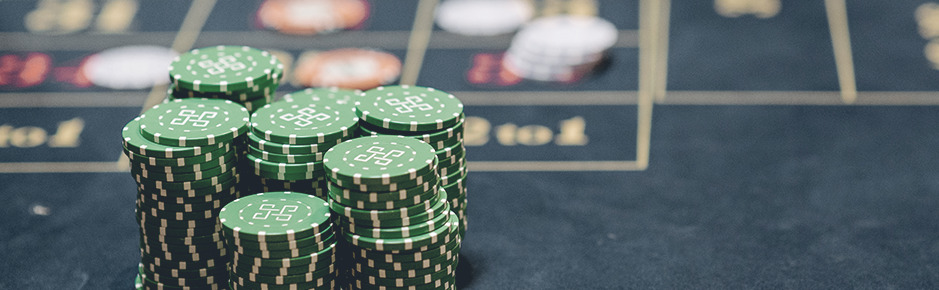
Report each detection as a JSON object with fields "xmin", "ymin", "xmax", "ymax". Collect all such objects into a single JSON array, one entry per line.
[
  {"xmin": 435, "ymin": 0, "xmax": 533, "ymax": 36},
  {"xmin": 82, "ymin": 45, "xmax": 177, "ymax": 89}
]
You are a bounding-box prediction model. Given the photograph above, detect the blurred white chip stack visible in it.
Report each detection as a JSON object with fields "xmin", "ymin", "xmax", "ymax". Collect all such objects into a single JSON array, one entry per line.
[{"xmin": 502, "ymin": 15, "xmax": 618, "ymax": 82}]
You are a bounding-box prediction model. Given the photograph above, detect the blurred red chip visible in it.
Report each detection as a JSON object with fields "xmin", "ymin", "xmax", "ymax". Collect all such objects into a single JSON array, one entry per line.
[
  {"xmin": 257, "ymin": 0, "xmax": 369, "ymax": 35},
  {"xmin": 293, "ymin": 48, "xmax": 401, "ymax": 91}
]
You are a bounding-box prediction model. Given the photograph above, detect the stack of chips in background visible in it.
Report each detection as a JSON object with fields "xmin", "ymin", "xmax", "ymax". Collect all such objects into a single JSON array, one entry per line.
[
  {"xmin": 219, "ymin": 191, "xmax": 338, "ymax": 289},
  {"xmin": 503, "ymin": 15, "xmax": 618, "ymax": 82},
  {"xmin": 165, "ymin": 45, "xmax": 283, "ymax": 112},
  {"xmin": 124, "ymin": 98, "xmax": 250, "ymax": 289},
  {"xmin": 354, "ymin": 85, "xmax": 469, "ymax": 238},
  {"xmin": 323, "ymin": 135, "xmax": 461, "ymax": 289},
  {"xmin": 241, "ymin": 88, "xmax": 360, "ymax": 198}
]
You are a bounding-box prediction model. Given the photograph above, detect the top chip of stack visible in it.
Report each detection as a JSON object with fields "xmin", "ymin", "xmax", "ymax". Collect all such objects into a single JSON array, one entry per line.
[
  {"xmin": 125, "ymin": 98, "xmax": 251, "ymax": 290},
  {"xmin": 503, "ymin": 15, "xmax": 618, "ymax": 82},
  {"xmin": 241, "ymin": 88, "xmax": 361, "ymax": 198},
  {"xmin": 219, "ymin": 191, "xmax": 338, "ymax": 290},
  {"xmin": 167, "ymin": 45, "xmax": 284, "ymax": 112}
]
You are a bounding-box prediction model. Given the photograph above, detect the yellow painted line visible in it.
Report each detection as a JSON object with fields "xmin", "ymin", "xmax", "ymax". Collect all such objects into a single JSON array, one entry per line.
[
  {"xmin": 399, "ymin": 0, "xmax": 439, "ymax": 85},
  {"xmin": 635, "ymin": 0, "xmax": 659, "ymax": 171},
  {"xmin": 654, "ymin": 0, "xmax": 671, "ymax": 102},
  {"xmin": 0, "ymin": 162, "xmax": 126, "ymax": 173},
  {"xmin": 824, "ymin": 0, "xmax": 858, "ymax": 104}
]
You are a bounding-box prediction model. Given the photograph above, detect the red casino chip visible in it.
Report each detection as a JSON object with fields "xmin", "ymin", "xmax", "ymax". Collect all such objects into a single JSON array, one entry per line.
[
  {"xmin": 292, "ymin": 48, "xmax": 401, "ymax": 91},
  {"xmin": 257, "ymin": 0, "xmax": 369, "ymax": 35}
]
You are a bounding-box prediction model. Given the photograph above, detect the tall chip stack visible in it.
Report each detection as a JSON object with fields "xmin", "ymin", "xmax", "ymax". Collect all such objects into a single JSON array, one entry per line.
[
  {"xmin": 323, "ymin": 135, "xmax": 462, "ymax": 289},
  {"xmin": 354, "ymin": 85, "xmax": 469, "ymax": 239},
  {"xmin": 219, "ymin": 192, "xmax": 338, "ymax": 290},
  {"xmin": 123, "ymin": 98, "xmax": 251, "ymax": 290},
  {"xmin": 165, "ymin": 45, "xmax": 283, "ymax": 113},
  {"xmin": 241, "ymin": 88, "xmax": 360, "ymax": 198}
]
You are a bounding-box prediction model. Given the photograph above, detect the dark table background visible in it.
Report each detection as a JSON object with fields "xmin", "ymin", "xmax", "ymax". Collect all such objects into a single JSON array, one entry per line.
[{"xmin": 4, "ymin": 0, "xmax": 939, "ymax": 289}]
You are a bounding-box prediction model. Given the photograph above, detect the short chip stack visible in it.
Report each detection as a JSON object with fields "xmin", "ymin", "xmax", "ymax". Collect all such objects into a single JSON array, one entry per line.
[
  {"xmin": 124, "ymin": 98, "xmax": 251, "ymax": 290},
  {"xmin": 165, "ymin": 45, "xmax": 284, "ymax": 112},
  {"xmin": 241, "ymin": 88, "xmax": 360, "ymax": 198},
  {"xmin": 503, "ymin": 15, "xmax": 618, "ymax": 82},
  {"xmin": 323, "ymin": 135, "xmax": 461, "ymax": 289},
  {"xmin": 219, "ymin": 192, "xmax": 337, "ymax": 290},
  {"xmin": 355, "ymin": 85, "xmax": 469, "ymax": 239}
]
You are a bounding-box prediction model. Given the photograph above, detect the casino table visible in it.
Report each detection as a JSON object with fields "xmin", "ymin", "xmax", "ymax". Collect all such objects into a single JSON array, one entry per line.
[{"xmin": 4, "ymin": 0, "xmax": 939, "ymax": 289}]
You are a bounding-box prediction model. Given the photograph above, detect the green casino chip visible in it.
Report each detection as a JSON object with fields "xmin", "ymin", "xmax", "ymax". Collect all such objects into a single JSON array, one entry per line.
[
  {"xmin": 142, "ymin": 231, "xmax": 223, "ymax": 246},
  {"xmin": 352, "ymin": 246, "xmax": 456, "ymax": 272},
  {"xmin": 140, "ymin": 252, "xmax": 227, "ymax": 271},
  {"xmin": 232, "ymin": 275, "xmax": 334, "ymax": 290},
  {"xmin": 344, "ymin": 211, "xmax": 456, "ymax": 251},
  {"xmin": 355, "ymin": 85, "xmax": 464, "ymax": 132},
  {"xmin": 137, "ymin": 211, "xmax": 218, "ymax": 229},
  {"xmin": 342, "ymin": 204, "xmax": 449, "ymax": 239},
  {"xmin": 439, "ymin": 166, "xmax": 467, "ymax": 187},
  {"xmin": 131, "ymin": 160, "xmax": 236, "ymax": 182},
  {"xmin": 331, "ymin": 169, "xmax": 437, "ymax": 193},
  {"xmin": 351, "ymin": 264, "xmax": 453, "ymax": 288},
  {"xmin": 439, "ymin": 158, "xmax": 465, "ymax": 177},
  {"xmin": 232, "ymin": 233, "xmax": 336, "ymax": 259},
  {"xmin": 245, "ymin": 152, "xmax": 324, "ymax": 174},
  {"xmin": 219, "ymin": 192, "xmax": 331, "ymax": 242},
  {"xmin": 140, "ymin": 273, "xmax": 225, "ymax": 290},
  {"xmin": 328, "ymin": 188, "xmax": 443, "ymax": 221},
  {"xmin": 142, "ymin": 262, "xmax": 228, "ymax": 280},
  {"xmin": 329, "ymin": 186, "xmax": 438, "ymax": 211},
  {"xmin": 170, "ymin": 45, "xmax": 282, "ymax": 93},
  {"xmin": 436, "ymin": 142, "xmax": 465, "ymax": 160},
  {"xmin": 122, "ymin": 118, "xmax": 226, "ymax": 158},
  {"xmin": 140, "ymin": 247, "xmax": 227, "ymax": 263},
  {"xmin": 436, "ymin": 150, "xmax": 465, "ymax": 169},
  {"xmin": 231, "ymin": 242, "xmax": 336, "ymax": 269},
  {"xmin": 250, "ymin": 97, "xmax": 358, "ymax": 145},
  {"xmin": 140, "ymin": 234, "xmax": 225, "ymax": 252},
  {"xmin": 137, "ymin": 195, "xmax": 234, "ymax": 212},
  {"xmin": 353, "ymin": 256, "xmax": 454, "ymax": 279},
  {"xmin": 358, "ymin": 117, "xmax": 464, "ymax": 145},
  {"xmin": 247, "ymin": 145, "xmax": 324, "ymax": 163},
  {"xmin": 139, "ymin": 185, "xmax": 236, "ymax": 205},
  {"xmin": 339, "ymin": 193, "xmax": 450, "ymax": 228},
  {"xmin": 246, "ymin": 132, "xmax": 342, "ymax": 155},
  {"xmin": 133, "ymin": 169, "xmax": 237, "ymax": 191},
  {"xmin": 143, "ymin": 266, "xmax": 227, "ymax": 286},
  {"xmin": 170, "ymin": 77, "xmax": 278, "ymax": 101},
  {"xmin": 138, "ymin": 98, "xmax": 250, "ymax": 147},
  {"xmin": 327, "ymin": 180, "xmax": 436, "ymax": 202},
  {"xmin": 228, "ymin": 224, "xmax": 333, "ymax": 250},
  {"xmin": 124, "ymin": 145, "xmax": 236, "ymax": 170},
  {"xmin": 231, "ymin": 264, "xmax": 334, "ymax": 285},
  {"xmin": 137, "ymin": 177, "xmax": 238, "ymax": 198},
  {"xmin": 139, "ymin": 222, "xmax": 222, "ymax": 240},
  {"xmin": 353, "ymin": 237, "xmax": 460, "ymax": 264},
  {"xmin": 323, "ymin": 135, "xmax": 437, "ymax": 186},
  {"xmin": 232, "ymin": 253, "xmax": 334, "ymax": 276},
  {"xmin": 135, "ymin": 274, "xmax": 143, "ymax": 290}
]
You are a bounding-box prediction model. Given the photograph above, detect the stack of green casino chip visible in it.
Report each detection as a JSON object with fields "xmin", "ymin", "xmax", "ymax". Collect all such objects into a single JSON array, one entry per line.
[
  {"xmin": 240, "ymin": 88, "xmax": 360, "ymax": 198},
  {"xmin": 165, "ymin": 45, "xmax": 284, "ymax": 113},
  {"xmin": 219, "ymin": 192, "xmax": 337, "ymax": 290},
  {"xmin": 354, "ymin": 85, "xmax": 469, "ymax": 239},
  {"xmin": 323, "ymin": 135, "xmax": 461, "ymax": 289},
  {"xmin": 124, "ymin": 98, "xmax": 251, "ymax": 290}
]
